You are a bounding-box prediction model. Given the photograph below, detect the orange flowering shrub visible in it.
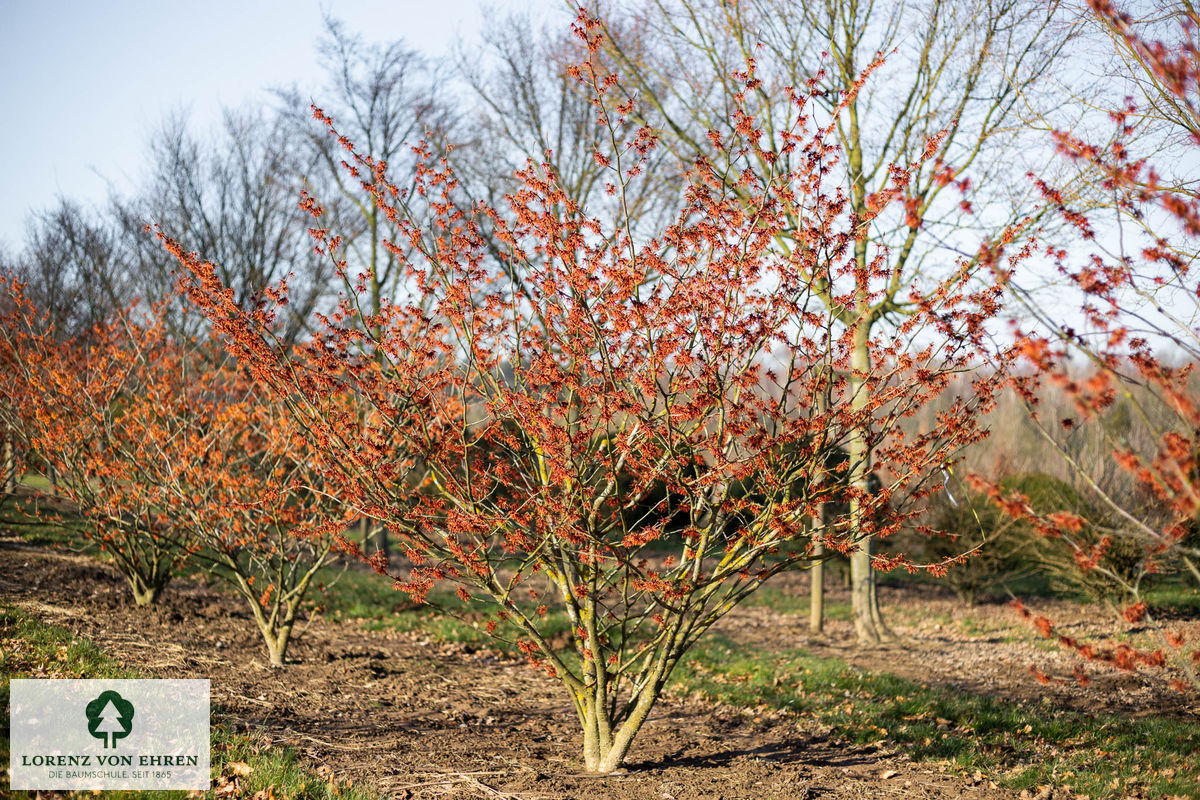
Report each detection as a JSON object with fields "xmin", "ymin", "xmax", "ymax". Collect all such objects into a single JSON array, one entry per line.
[
  {"xmin": 0, "ymin": 279, "xmax": 350, "ymax": 664},
  {"xmin": 0, "ymin": 281, "xmax": 191, "ymax": 605},
  {"xmin": 163, "ymin": 11, "xmax": 1015, "ymax": 771},
  {"xmin": 142, "ymin": 355, "xmax": 354, "ymax": 666}
]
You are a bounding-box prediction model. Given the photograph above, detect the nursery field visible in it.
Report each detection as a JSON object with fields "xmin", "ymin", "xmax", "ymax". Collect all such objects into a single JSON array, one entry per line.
[
  {"xmin": 3, "ymin": 530, "xmax": 1198, "ymax": 800},
  {"xmin": 4, "ymin": 5, "xmax": 1200, "ymax": 798}
]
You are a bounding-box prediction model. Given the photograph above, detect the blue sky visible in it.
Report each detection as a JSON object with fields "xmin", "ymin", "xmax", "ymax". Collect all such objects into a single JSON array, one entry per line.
[{"xmin": 0, "ymin": 0, "xmax": 557, "ymax": 251}]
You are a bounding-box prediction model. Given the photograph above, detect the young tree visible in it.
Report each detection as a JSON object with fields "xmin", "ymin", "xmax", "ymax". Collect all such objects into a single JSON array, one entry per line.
[
  {"xmin": 978, "ymin": 0, "xmax": 1200, "ymax": 689},
  {"xmin": 164, "ymin": 12, "xmax": 1009, "ymax": 772},
  {"xmin": 592, "ymin": 0, "xmax": 1074, "ymax": 643}
]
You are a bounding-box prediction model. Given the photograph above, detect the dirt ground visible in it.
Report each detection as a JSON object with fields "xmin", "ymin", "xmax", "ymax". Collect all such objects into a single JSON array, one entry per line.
[{"xmin": 2, "ymin": 536, "xmax": 1194, "ymax": 800}]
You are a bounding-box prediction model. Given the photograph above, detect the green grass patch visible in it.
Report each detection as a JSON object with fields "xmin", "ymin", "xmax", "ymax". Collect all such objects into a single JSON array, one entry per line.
[
  {"xmin": 1141, "ymin": 579, "xmax": 1200, "ymax": 615},
  {"xmin": 0, "ymin": 604, "xmax": 378, "ymax": 799},
  {"xmin": 0, "ymin": 477, "xmax": 121, "ymax": 562},
  {"xmin": 742, "ymin": 583, "xmax": 852, "ymax": 620},
  {"xmin": 0, "ymin": 492, "xmax": 93, "ymax": 551},
  {"xmin": 316, "ymin": 567, "xmax": 852, "ymax": 656},
  {"xmin": 671, "ymin": 635, "xmax": 1200, "ymax": 800},
  {"xmin": 314, "ymin": 568, "xmax": 425, "ymax": 621},
  {"xmin": 0, "ymin": 604, "xmax": 125, "ymax": 679}
]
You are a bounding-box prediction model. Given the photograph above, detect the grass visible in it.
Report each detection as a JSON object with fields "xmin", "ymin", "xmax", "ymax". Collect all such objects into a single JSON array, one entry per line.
[
  {"xmin": 0, "ymin": 491, "xmax": 93, "ymax": 551},
  {"xmin": 0, "ymin": 604, "xmax": 379, "ymax": 800},
  {"xmin": 1142, "ymin": 579, "xmax": 1200, "ymax": 616},
  {"xmin": 0, "ymin": 476, "xmax": 139, "ymax": 568},
  {"xmin": 316, "ymin": 566, "xmax": 856, "ymax": 652},
  {"xmin": 742, "ymin": 582, "xmax": 853, "ymax": 620},
  {"xmin": 671, "ymin": 635, "xmax": 1200, "ymax": 800},
  {"xmin": 314, "ymin": 568, "xmax": 422, "ymax": 621},
  {"xmin": 315, "ymin": 567, "xmax": 578, "ymax": 655}
]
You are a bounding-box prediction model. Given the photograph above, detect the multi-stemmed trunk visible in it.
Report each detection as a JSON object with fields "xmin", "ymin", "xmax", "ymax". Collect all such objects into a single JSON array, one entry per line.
[
  {"xmin": 256, "ymin": 619, "xmax": 296, "ymax": 669},
  {"xmin": 125, "ymin": 571, "xmax": 169, "ymax": 607},
  {"xmin": 219, "ymin": 544, "xmax": 329, "ymax": 668},
  {"xmin": 112, "ymin": 535, "xmax": 177, "ymax": 607},
  {"xmin": 565, "ymin": 582, "xmax": 697, "ymax": 774},
  {"xmin": 241, "ymin": 580, "xmax": 307, "ymax": 667},
  {"xmin": 572, "ymin": 646, "xmax": 679, "ymax": 773},
  {"xmin": 243, "ymin": 585, "xmax": 303, "ymax": 667},
  {"xmin": 578, "ymin": 687, "xmax": 656, "ymax": 773}
]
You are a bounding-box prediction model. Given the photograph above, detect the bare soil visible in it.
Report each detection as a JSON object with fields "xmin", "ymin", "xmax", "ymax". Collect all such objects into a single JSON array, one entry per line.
[{"xmin": 2, "ymin": 536, "xmax": 1194, "ymax": 799}]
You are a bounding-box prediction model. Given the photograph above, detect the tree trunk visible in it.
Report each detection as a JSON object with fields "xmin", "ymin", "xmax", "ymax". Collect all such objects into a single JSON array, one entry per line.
[
  {"xmin": 579, "ymin": 690, "xmax": 656, "ymax": 773},
  {"xmin": 262, "ymin": 623, "xmax": 293, "ymax": 668},
  {"xmin": 374, "ymin": 525, "xmax": 390, "ymax": 566},
  {"xmin": 360, "ymin": 518, "xmax": 390, "ymax": 566},
  {"xmin": 366, "ymin": 198, "xmax": 390, "ymax": 569},
  {"xmin": 810, "ymin": 541, "xmax": 824, "ymax": 634},
  {"xmin": 810, "ymin": 382, "xmax": 827, "ymax": 635},
  {"xmin": 848, "ymin": 328, "xmax": 894, "ymax": 645},
  {"xmin": 128, "ymin": 577, "xmax": 164, "ymax": 607},
  {"xmin": 850, "ymin": 539, "xmax": 891, "ymax": 643},
  {"xmin": 2, "ymin": 422, "xmax": 15, "ymax": 498},
  {"xmin": 246, "ymin": 589, "xmax": 299, "ymax": 667}
]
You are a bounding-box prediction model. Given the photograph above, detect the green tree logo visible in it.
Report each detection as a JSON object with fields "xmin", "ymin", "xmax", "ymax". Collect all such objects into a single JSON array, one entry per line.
[{"xmin": 85, "ymin": 690, "xmax": 134, "ymax": 748}]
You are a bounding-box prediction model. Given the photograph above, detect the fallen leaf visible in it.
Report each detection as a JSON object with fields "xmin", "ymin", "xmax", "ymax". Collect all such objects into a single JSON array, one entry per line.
[{"xmin": 215, "ymin": 782, "xmax": 240, "ymax": 798}]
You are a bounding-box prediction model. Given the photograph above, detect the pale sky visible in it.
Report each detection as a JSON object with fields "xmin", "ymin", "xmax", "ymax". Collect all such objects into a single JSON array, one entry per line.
[{"xmin": 0, "ymin": 0, "xmax": 559, "ymax": 251}]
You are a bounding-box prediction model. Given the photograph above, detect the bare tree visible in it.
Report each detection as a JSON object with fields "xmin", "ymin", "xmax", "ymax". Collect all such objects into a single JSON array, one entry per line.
[
  {"xmin": 277, "ymin": 18, "xmax": 453, "ymax": 561},
  {"xmin": 451, "ymin": 12, "xmax": 681, "ymax": 249},
  {"xmin": 279, "ymin": 18, "xmax": 451, "ymax": 316},
  {"xmin": 595, "ymin": 0, "xmax": 1077, "ymax": 643},
  {"xmin": 3, "ymin": 199, "xmax": 130, "ymax": 339},
  {"xmin": 114, "ymin": 107, "xmax": 329, "ymax": 343}
]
